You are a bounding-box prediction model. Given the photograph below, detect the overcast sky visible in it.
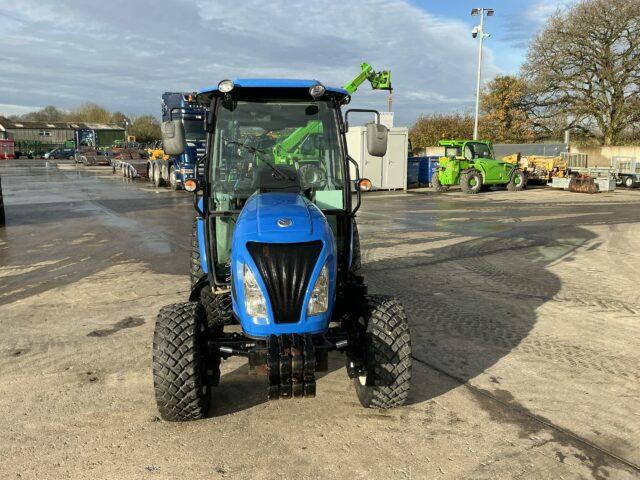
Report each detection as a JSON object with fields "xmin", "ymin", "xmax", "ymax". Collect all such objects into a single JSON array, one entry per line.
[{"xmin": 0, "ymin": 0, "xmax": 575, "ymax": 125}]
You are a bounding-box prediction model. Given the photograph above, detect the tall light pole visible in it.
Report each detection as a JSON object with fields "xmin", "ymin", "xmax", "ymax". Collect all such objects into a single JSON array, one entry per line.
[{"xmin": 471, "ymin": 7, "xmax": 493, "ymax": 140}]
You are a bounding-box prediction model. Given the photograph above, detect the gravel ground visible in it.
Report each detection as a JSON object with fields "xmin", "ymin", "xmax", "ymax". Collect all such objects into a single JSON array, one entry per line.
[{"xmin": 0, "ymin": 160, "xmax": 638, "ymax": 480}]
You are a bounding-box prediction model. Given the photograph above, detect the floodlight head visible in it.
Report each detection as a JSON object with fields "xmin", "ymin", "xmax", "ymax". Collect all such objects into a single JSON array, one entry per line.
[
  {"xmin": 471, "ymin": 8, "xmax": 479, "ymax": 15},
  {"xmin": 486, "ymin": 9, "xmax": 494, "ymax": 16}
]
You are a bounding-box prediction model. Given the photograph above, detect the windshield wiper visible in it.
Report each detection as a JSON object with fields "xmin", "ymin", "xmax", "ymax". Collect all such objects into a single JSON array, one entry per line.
[{"xmin": 225, "ymin": 139, "xmax": 292, "ymax": 181}]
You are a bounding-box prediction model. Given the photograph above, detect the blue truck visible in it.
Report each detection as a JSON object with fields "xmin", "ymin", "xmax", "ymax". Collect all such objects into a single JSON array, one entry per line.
[{"xmin": 147, "ymin": 92, "xmax": 206, "ymax": 189}]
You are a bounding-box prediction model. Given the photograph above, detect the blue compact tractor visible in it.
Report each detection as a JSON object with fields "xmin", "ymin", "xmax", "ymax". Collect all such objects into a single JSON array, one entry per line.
[{"xmin": 152, "ymin": 74, "xmax": 412, "ymax": 421}]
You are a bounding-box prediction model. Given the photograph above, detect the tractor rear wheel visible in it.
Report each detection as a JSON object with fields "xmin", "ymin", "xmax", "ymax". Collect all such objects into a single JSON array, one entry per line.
[
  {"xmin": 353, "ymin": 295, "xmax": 412, "ymax": 409},
  {"xmin": 190, "ymin": 218, "xmax": 234, "ymax": 325},
  {"xmin": 431, "ymin": 170, "xmax": 449, "ymax": 192},
  {"xmin": 460, "ymin": 170, "xmax": 483, "ymax": 194},
  {"xmin": 152, "ymin": 302, "xmax": 217, "ymax": 421},
  {"xmin": 507, "ymin": 169, "xmax": 526, "ymax": 191}
]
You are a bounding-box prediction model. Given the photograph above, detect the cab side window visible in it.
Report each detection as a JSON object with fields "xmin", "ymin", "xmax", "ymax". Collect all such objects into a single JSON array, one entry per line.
[
  {"xmin": 463, "ymin": 145, "xmax": 474, "ymax": 160},
  {"xmin": 470, "ymin": 142, "xmax": 491, "ymax": 159}
]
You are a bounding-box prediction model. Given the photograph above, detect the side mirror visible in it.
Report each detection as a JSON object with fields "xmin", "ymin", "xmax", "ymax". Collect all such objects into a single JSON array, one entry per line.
[
  {"xmin": 366, "ymin": 122, "xmax": 389, "ymax": 157},
  {"xmin": 161, "ymin": 120, "xmax": 185, "ymax": 156}
]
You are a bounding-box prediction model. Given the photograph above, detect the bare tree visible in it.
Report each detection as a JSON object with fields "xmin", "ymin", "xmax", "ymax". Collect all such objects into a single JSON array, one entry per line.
[{"xmin": 523, "ymin": 0, "xmax": 640, "ymax": 145}]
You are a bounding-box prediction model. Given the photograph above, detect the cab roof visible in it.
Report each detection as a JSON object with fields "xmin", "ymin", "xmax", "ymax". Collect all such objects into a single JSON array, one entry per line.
[
  {"xmin": 438, "ymin": 139, "xmax": 492, "ymax": 147},
  {"xmin": 197, "ymin": 79, "xmax": 350, "ymax": 102}
]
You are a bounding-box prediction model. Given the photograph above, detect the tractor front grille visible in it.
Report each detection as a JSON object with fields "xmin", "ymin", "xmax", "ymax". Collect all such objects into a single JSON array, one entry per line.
[{"xmin": 247, "ymin": 241, "xmax": 322, "ymax": 324}]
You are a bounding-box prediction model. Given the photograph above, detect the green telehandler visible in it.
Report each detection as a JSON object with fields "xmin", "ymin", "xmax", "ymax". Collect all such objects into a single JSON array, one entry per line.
[{"xmin": 432, "ymin": 139, "xmax": 526, "ymax": 194}]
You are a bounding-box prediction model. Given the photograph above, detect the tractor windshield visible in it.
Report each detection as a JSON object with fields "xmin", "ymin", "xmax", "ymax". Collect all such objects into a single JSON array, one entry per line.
[{"xmin": 209, "ymin": 98, "xmax": 345, "ymax": 212}]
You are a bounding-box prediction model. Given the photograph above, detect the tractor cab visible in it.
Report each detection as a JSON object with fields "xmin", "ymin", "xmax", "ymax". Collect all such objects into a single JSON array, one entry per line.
[
  {"xmin": 440, "ymin": 139, "xmax": 495, "ymax": 161},
  {"xmin": 153, "ymin": 74, "xmax": 412, "ymax": 421}
]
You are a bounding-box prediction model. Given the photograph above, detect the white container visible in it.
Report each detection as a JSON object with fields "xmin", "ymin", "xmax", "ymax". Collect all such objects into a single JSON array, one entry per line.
[{"xmin": 345, "ymin": 126, "xmax": 408, "ymax": 191}]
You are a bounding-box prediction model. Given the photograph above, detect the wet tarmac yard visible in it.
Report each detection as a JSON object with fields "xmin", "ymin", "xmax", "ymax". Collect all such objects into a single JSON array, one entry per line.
[{"xmin": 0, "ymin": 159, "xmax": 639, "ymax": 479}]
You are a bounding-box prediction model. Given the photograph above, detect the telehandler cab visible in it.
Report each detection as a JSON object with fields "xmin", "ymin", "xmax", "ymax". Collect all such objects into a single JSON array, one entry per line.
[{"xmin": 152, "ymin": 67, "xmax": 412, "ymax": 421}]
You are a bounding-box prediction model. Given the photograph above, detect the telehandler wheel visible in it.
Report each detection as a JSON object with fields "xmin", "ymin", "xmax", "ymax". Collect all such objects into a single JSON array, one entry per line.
[
  {"xmin": 431, "ymin": 170, "xmax": 449, "ymax": 192},
  {"xmin": 507, "ymin": 169, "xmax": 526, "ymax": 191},
  {"xmin": 152, "ymin": 302, "xmax": 218, "ymax": 421},
  {"xmin": 460, "ymin": 170, "xmax": 483, "ymax": 194},
  {"xmin": 353, "ymin": 295, "xmax": 412, "ymax": 409},
  {"xmin": 190, "ymin": 218, "xmax": 235, "ymax": 326}
]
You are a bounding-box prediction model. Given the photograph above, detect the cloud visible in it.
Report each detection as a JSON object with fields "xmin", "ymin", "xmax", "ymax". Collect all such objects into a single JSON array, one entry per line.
[
  {"xmin": 0, "ymin": 0, "xmax": 500, "ymax": 126},
  {"xmin": 501, "ymin": 0, "xmax": 577, "ymax": 49},
  {"xmin": 0, "ymin": 104, "xmax": 40, "ymax": 116}
]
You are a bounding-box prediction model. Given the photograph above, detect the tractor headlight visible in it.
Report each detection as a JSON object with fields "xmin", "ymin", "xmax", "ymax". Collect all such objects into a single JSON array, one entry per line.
[
  {"xmin": 307, "ymin": 263, "xmax": 329, "ymax": 316},
  {"xmin": 218, "ymin": 79, "xmax": 235, "ymax": 93},
  {"xmin": 309, "ymin": 84, "xmax": 326, "ymax": 98},
  {"xmin": 243, "ymin": 264, "xmax": 267, "ymax": 318}
]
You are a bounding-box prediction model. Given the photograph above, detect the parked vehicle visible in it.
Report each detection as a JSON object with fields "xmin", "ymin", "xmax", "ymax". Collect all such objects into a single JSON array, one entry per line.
[
  {"xmin": 0, "ymin": 140, "xmax": 15, "ymax": 160},
  {"xmin": 152, "ymin": 70, "xmax": 412, "ymax": 421},
  {"xmin": 432, "ymin": 139, "xmax": 526, "ymax": 194},
  {"xmin": 611, "ymin": 156, "xmax": 640, "ymax": 188},
  {"xmin": 43, "ymin": 147, "xmax": 75, "ymax": 160}
]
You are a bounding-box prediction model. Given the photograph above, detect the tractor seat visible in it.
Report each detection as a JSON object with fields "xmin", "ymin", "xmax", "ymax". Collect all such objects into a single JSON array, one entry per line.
[{"xmin": 252, "ymin": 165, "xmax": 301, "ymax": 193}]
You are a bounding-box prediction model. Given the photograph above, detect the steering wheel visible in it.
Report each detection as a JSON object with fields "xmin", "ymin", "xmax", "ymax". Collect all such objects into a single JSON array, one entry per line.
[{"xmin": 298, "ymin": 164, "xmax": 327, "ymax": 189}]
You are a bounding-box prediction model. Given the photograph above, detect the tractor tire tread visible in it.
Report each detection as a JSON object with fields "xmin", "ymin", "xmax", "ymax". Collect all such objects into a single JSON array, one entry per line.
[
  {"xmin": 200, "ymin": 288, "xmax": 234, "ymax": 325},
  {"xmin": 355, "ymin": 295, "xmax": 412, "ymax": 409},
  {"xmin": 190, "ymin": 218, "xmax": 203, "ymax": 286},
  {"xmin": 152, "ymin": 302, "xmax": 213, "ymax": 421},
  {"xmin": 351, "ymin": 220, "xmax": 362, "ymax": 274}
]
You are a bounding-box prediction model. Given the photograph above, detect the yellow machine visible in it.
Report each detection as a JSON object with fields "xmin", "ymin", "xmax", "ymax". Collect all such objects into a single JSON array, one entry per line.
[
  {"xmin": 503, "ymin": 153, "xmax": 567, "ymax": 182},
  {"xmin": 146, "ymin": 141, "xmax": 169, "ymax": 161}
]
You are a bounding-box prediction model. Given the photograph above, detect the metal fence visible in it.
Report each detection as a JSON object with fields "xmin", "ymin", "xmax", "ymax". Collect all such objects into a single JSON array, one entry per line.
[{"xmin": 493, "ymin": 143, "xmax": 568, "ymax": 159}]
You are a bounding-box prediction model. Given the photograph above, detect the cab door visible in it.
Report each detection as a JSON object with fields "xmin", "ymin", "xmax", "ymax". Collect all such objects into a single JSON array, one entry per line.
[{"xmin": 468, "ymin": 142, "xmax": 509, "ymax": 184}]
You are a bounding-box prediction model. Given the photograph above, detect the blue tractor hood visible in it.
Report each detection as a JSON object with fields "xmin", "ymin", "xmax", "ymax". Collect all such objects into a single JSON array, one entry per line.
[{"xmin": 230, "ymin": 192, "xmax": 337, "ymax": 338}]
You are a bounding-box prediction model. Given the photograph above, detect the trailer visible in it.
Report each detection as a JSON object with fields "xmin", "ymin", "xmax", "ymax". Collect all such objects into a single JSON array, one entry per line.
[
  {"xmin": 611, "ymin": 156, "xmax": 640, "ymax": 188},
  {"xmin": 110, "ymin": 149, "xmax": 149, "ymax": 180}
]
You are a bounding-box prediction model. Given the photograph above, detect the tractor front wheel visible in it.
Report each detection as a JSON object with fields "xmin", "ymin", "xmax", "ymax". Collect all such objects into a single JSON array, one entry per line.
[
  {"xmin": 152, "ymin": 302, "xmax": 218, "ymax": 421},
  {"xmin": 460, "ymin": 170, "xmax": 483, "ymax": 194},
  {"xmin": 353, "ymin": 295, "xmax": 412, "ymax": 409},
  {"xmin": 507, "ymin": 169, "xmax": 526, "ymax": 191},
  {"xmin": 431, "ymin": 170, "xmax": 449, "ymax": 192}
]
